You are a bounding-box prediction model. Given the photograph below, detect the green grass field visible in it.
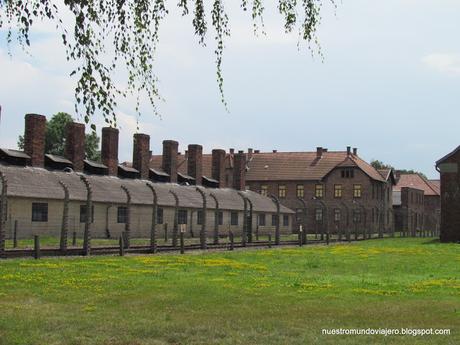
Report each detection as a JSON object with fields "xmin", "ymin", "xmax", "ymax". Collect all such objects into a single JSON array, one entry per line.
[{"xmin": 0, "ymin": 238, "xmax": 458, "ymax": 345}]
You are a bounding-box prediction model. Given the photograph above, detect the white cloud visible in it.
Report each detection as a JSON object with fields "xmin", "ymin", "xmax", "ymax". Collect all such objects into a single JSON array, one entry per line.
[{"xmin": 422, "ymin": 53, "xmax": 460, "ymax": 76}]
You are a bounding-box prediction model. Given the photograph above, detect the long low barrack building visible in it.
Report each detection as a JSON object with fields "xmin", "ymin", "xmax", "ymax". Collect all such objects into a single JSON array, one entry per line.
[{"xmin": 0, "ymin": 114, "xmax": 294, "ymax": 243}]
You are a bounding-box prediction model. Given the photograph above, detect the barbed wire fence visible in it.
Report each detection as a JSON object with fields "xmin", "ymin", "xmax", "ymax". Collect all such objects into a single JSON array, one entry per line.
[{"xmin": 0, "ymin": 179, "xmax": 442, "ymax": 258}]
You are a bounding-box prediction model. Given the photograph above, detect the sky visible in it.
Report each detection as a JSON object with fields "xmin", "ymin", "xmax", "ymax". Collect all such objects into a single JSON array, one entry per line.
[{"xmin": 1, "ymin": 0, "xmax": 460, "ymax": 179}]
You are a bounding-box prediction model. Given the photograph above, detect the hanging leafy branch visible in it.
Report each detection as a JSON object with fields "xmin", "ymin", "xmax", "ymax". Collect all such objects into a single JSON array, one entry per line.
[{"xmin": 0, "ymin": 0, "xmax": 334, "ymax": 127}]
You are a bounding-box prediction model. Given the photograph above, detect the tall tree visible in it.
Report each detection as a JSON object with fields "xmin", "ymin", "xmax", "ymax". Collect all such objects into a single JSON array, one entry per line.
[
  {"xmin": 17, "ymin": 112, "xmax": 101, "ymax": 161},
  {"xmin": 0, "ymin": 1, "xmax": 334, "ymax": 126}
]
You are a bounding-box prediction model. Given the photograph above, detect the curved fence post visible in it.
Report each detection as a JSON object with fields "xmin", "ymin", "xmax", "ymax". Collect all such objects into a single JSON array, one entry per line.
[
  {"xmin": 246, "ymin": 197, "xmax": 253, "ymax": 243},
  {"xmin": 121, "ymin": 185, "xmax": 132, "ymax": 248},
  {"xmin": 237, "ymin": 192, "xmax": 248, "ymax": 247},
  {"xmin": 169, "ymin": 190, "xmax": 179, "ymax": 247},
  {"xmin": 362, "ymin": 206, "xmax": 368, "ymax": 239},
  {"xmin": 297, "ymin": 197, "xmax": 307, "ymax": 244},
  {"xmin": 58, "ymin": 181, "xmax": 70, "ymax": 252},
  {"xmin": 340, "ymin": 201, "xmax": 350, "ymax": 243},
  {"xmin": 270, "ymin": 195, "xmax": 281, "ymax": 245},
  {"xmin": 313, "ymin": 198, "xmax": 328, "ymax": 243},
  {"xmin": 80, "ymin": 175, "xmax": 92, "ymax": 256},
  {"xmin": 196, "ymin": 188, "xmax": 207, "ymax": 250},
  {"xmin": 209, "ymin": 193, "xmax": 219, "ymax": 244},
  {"xmin": 0, "ymin": 172, "xmax": 7, "ymax": 258},
  {"xmin": 353, "ymin": 200, "xmax": 367, "ymax": 239},
  {"xmin": 146, "ymin": 183, "xmax": 158, "ymax": 253}
]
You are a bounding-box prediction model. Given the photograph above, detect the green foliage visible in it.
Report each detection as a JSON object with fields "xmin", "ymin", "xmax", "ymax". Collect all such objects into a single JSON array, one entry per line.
[
  {"xmin": 370, "ymin": 160, "xmax": 428, "ymax": 180},
  {"xmin": 370, "ymin": 159, "xmax": 393, "ymax": 170},
  {"xmin": 0, "ymin": 1, "xmax": 334, "ymax": 124},
  {"xmin": 17, "ymin": 112, "xmax": 101, "ymax": 161},
  {"xmin": 0, "ymin": 239, "xmax": 458, "ymax": 344}
]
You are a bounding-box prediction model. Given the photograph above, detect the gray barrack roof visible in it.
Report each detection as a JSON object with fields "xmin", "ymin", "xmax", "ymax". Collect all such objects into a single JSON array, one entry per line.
[
  {"xmin": 0, "ymin": 164, "xmax": 294, "ymax": 214},
  {"xmin": 45, "ymin": 154, "xmax": 73, "ymax": 165},
  {"xmin": 0, "ymin": 148, "xmax": 30, "ymax": 159}
]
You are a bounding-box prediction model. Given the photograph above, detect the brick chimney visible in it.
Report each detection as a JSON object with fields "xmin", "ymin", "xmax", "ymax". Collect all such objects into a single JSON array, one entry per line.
[
  {"xmin": 133, "ymin": 133, "xmax": 150, "ymax": 179},
  {"xmin": 233, "ymin": 151, "xmax": 246, "ymax": 191},
  {"xmin": 24, "ymin": 114, "xmax": 46, "ymax": 167},
  {"xmin": 347, "ymin": 146, "xmax": 351, "ymax": 156},
  {"xmin": 162, "ymin": 140, "xmax": 178, "ymax": 183},
  {"xmin": 229, "ymin": 148, "xmax": 235, "ymax": 155},
  {"xmin": 187, "ymin": 144, "xmax": 203, "ymax": 185},
  {"xmin": 212, "ymin": 149, "xmax": 226, "ymax": 188},
  {"xmin": 247, "ymin": 148, "xmax": 253, "ymax": 162},
  {"xmin": 65, "ymin": 122, "xmax": 85, "ymax": 171},
  {"xmin": 353, "ymin": 147, "xmax": 358, "ymax": 156},
  {"xmin": 101, "ymin": 127, "xmax": 119, "ymax": 176},
  {"xmin": 316, "ymin": 147, "xmax": 323, "ymax": 159}
]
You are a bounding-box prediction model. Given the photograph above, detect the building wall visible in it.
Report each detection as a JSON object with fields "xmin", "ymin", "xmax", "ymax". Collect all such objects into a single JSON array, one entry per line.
[
  {"xmin": 394, "ymin": 187, "xmax": 425, "ymax": 235},
  {"xmin": 438, "ymin": 150, "xmax": 460, "ymax": 242},
  {"xmin": 247, "ymin": 166, "xmax": 392, "ymax": 235},
  {"xmin": 4, "ymin": 197, "xmax": 292, "ymax": 240},
  {"xmin": 423, "ymin": 195, "xmax": 440, "ymax": 232}
]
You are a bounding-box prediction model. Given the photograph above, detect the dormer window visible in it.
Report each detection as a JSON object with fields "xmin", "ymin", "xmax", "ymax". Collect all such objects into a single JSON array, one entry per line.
[{"xmin": 341, "ymin": 168, "xmax": 354, "ymax": 178}]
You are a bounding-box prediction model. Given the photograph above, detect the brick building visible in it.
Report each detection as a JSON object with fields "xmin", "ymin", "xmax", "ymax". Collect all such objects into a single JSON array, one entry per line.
[
  {"xmin": 150, "ymin": 147, "xmax": 395, "ymax": 236},
  {"xmin": 436, "ymin": 146, "xmax": 460, "ymax": 242},
  {"xmin": 392, "ymin": 173, "xmax": 440, "ymax": 235},
  {"xmin": 244, "ymin": 147, "xmax": 395, "ymax": 236},
  {"xmin": 393, "ymin": 186, "xmax": 425, "ymax": 236},
  {"xmin": 0, "ymin": 114, "xmax": 294, "ymax": 244}
]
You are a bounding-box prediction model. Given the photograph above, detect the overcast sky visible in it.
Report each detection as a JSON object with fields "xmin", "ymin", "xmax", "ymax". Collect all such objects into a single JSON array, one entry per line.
[{"xmin": 1, "ymin": 0, "xmax": 459, "ymax": 179}]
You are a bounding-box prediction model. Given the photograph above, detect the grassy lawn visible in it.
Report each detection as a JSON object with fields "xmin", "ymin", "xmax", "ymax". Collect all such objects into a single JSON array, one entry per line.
[{"xmin": 0, "ymin": 238, "xmax": 458, "ymax": 345}]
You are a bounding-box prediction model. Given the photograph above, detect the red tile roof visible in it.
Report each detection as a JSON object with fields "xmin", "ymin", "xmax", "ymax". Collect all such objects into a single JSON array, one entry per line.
[
  {"xmin": 428, "ymin": 179, "xmax": 440, "ymax": 195},
  {"xmin": 394, "ymin": 174, "xmax": 440, "ymax": 196},
  {"xmin": 245, "ymin": 151, "xmax": 385, "ymax": 182},
  {"xmin": 148, "ymin": 150, "xmax": 386, "ymax": 183}
]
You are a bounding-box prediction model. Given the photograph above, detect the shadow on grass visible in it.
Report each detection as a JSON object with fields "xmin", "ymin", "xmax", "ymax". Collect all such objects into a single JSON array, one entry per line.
[{"xmin": 420, "ymin": 238, "xmax": 441, "ymax": 245}]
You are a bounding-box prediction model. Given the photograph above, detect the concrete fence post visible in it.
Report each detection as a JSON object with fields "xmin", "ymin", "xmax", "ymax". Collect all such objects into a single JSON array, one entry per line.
[
  {"xmin": 246, "ymin": 198, "xmax": 253, "ymax": 243},
  {"xmin": 146, "ymin": 183, "xmax": 158, "ymax": 253},
  {"xmin": 120, "ymin": 185, "xmax": 132, "ymax": 248},
  {"xmin": 13, "ymin": 220, "xmax": 18, "ymax": 248},
  {"xmin": 297, "ymin": 198, "xmax": 308, "ymax": 245},
  {"xmin": 180, "ymin": 230, "xmax": 185, "ymax": 254},
  {"xmin": 209, "ymin": 193, "xmax": 219, "ymax": 245},
  {"xmin": 80, "ymin": 175, "xmax": 92, "ymax": 256},
  {"xmin": 34, "ymin": 235, "xmax": 40, "ymax": 259},
  {"xmin": 313, "ymin": 198, "xmax": 328, "ymax": 242},
  {"xmin": 270, "ymin": 195, "xmax": 281, "ymax": 245},
  {"xmin": 237, "ymin": 192, "xmax": 248, "ymax": 247},
  {"xmin": 196, "ymin": 187, "xmax": 207, "ymax": 250},
  {"xmin": 58, "ymin": 181, "xmax": 70, "ymax": 252},
  {"xmin": 119, "ymin": 235, "xmax": 125, "ymax": 256},
  {"xmin": 0, "ymin": 172, "xmax": 7, "ymax": 258},
  {"xmin": 340, "ymin": 201, "xmax": 350, "ymax": 243},
  {"xmin": 169, "ymin": 190, "xmax": 179, "ymax": 247},
  {"xmin": 229, "ymin": 231, "xmax": 234, "ymax": 251}
]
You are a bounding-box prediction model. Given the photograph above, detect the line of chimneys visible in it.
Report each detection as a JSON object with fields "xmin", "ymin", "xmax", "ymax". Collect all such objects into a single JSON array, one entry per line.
[
  {"xmin": 22, "ymin": 114, "xmax": 247, "ymax": 190},
  {"xmin": 316, "ymin": 146, "xmax": 358, "ymax": 158}
]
